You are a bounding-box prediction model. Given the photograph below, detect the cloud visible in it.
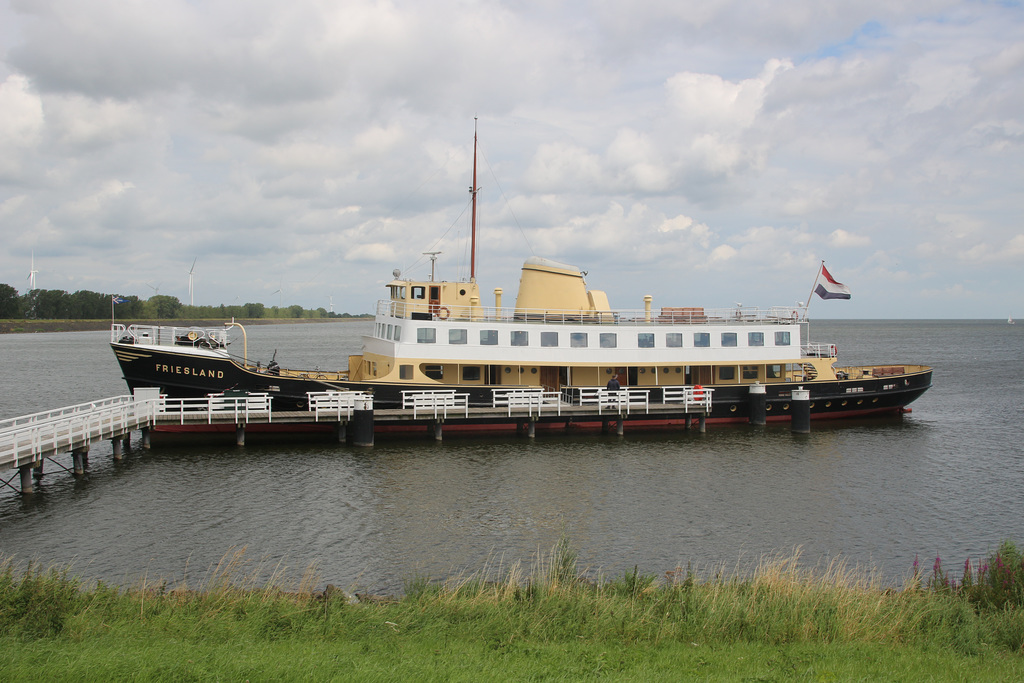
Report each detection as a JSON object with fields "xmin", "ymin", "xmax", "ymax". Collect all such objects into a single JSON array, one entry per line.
[{"xmin": 0, "ymin": 0, "xmax": 1021, "ymax": 318}]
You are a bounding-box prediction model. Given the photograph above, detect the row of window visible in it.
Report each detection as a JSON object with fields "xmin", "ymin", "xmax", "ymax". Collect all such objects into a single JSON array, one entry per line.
[{"xmin": 402, "ymin": 327, "xmax": 792, "ymax": 348}]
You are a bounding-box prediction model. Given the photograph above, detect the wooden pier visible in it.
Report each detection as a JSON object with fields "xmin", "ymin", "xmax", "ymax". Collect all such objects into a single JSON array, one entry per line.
[{"xmin": 1, "ymin": 387, "xmax": 714, "ymax": 495}]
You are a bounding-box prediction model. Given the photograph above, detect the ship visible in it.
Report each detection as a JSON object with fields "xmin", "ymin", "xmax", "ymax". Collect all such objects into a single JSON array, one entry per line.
[{"xmin": 110, "ymin": 131, "xmax": 932, "ymax": 424}]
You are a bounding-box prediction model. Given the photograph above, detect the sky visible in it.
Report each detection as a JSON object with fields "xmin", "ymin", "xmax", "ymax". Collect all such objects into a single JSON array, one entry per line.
[{"xmin": 1, "ymin": 0, "xmax": 1022, "ymax": 319}]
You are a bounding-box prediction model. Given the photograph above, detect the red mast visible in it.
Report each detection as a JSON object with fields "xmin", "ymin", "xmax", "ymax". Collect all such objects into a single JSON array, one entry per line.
[{"xmin": 470, "ymin": 118, "xmax": 478, "ymax": 281}]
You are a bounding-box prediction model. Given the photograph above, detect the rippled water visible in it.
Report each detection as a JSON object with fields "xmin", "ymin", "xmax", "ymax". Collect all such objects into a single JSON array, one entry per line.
[{"xmin": 0, "ymin": 319, "xmax": 1020, "ymax": 593}]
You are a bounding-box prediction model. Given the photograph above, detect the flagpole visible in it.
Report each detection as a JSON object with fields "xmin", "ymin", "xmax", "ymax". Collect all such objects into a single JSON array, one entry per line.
[{"xmin": 803, "ymin": 261, "xmax": 824, "ymax": 320}]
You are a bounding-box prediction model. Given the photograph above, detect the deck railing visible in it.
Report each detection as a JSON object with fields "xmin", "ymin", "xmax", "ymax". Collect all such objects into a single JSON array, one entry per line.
[
  {"xmin": 492, "ymin": 389, "xmax": 562, "ymax": 416},
  {"xmin": 377, "ymin": 301, "xmax": 805, "ymax": 326}
]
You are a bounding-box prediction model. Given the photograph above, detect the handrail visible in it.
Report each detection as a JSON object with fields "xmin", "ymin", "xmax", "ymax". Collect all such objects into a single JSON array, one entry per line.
[
  {"xmin": 492, "ymin": 388, "xmax": 562, "ymax": 416},
  {"xmin": 377, "ymin": 300, "xmax": 805, "ymax": 326},
  {"xmin": 307, "ymin": 391, "xmax": 372, "ymax": 421},
  {"xmin": 401, "ymin": 390, "xmax": 470, "ymax": 419}
]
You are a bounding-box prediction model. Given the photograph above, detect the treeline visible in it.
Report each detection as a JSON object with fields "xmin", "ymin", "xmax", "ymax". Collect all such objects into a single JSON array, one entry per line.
[{"xmin": 0, "ymin": 284, "xmax": 367, "ymax": 320}]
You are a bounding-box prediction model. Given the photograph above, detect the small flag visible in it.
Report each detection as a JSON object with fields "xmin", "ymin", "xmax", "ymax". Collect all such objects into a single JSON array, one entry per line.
[
  {"xmin": 112, "ymin": 296, "xmax": 128, "ymax": 304},
  {"xmin": 814, "ymin": 265, "xmax": 851, "ymax": 300}
]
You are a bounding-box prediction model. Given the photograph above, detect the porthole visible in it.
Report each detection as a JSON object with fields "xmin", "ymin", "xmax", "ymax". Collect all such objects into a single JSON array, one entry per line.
[
  {"xmin": 459, "ymin": 288, "xmax": 467, "ymax": 296},
  {"xmin": 663, "ymin": 368, "xmax": 670, "ymax": 373},
  {"xmin": 729, "ymin": 405, "xmax": 737, "ymax": 412},
  {"xmin": 640, "ymin": 368, "xmax": 646, "ymax": 374},
  {"xmin": 531, "ymin": 367, "xmax": 538, "ymax": 374},
  {"xmin": 766, "ymin": 404, "xmax": 772, "ymax": 411},
  {"xmin": 872, "ymin": 398, "xmax": 878, "ymax": 403},
  {"xmin": 606, "ymin": 368, "xmax": 613, "ymax": 374},
  {"xmin": 857, "ymin": 399, "xmax": 863, "ymax": 405},
  {"xmin": 841, "ymin": 400, "xmax": 847, "ymax": 406},
  {"xmin": 809, "ymin": 402, "xmax": 815, "ymax": 409},
  {"xmin": 504, "ymin": 367, "xmax": 512, "ymax": 374},
  {"xmin": 675, "ymin": 368, "xmax": 682, "ymax": 373},
  {"xmin": 520, "ymin": 368, "xmax": 526, "ymax": 373},
  {"xmin": 783, "ymin": 403, "xmax": 790, "ymax": 410},
  {"xmin": 825, "ymin": 401, "xmax": 831, "ymax": 408}
]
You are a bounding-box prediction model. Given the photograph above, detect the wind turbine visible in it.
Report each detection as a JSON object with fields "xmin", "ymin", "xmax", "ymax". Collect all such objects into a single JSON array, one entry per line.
[
  {"xmin": 187, "ymin": 257, "xmax": 197, "ymax": 306},
  {"xmin": 328, "ymin": 294, "xmax": 334, "ymax": 313},
  {"xmin": 146, "ymin": 282, "xmax": 162, "ymax": 297},
  {"xmin": 27, "ymin": 251, "xmax": 38, "ymax": 291}
]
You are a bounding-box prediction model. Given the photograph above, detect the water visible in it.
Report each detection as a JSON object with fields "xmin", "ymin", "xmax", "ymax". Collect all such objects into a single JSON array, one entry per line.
[{"xmin": 0, "ymin": 320, "xmax": 1021, "ymax": 593}]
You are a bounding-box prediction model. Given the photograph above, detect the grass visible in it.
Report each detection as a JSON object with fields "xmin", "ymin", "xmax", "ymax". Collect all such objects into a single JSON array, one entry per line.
[{"xmin": 1, "ymin": 543, "xmax": 1023, "ymax": 680}]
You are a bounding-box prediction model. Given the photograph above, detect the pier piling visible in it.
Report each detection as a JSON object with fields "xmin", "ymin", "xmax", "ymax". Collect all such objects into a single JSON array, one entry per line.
[
  {"xmin": 112, "ymin": 438, "xmax": 123, "ymax": 461},
  {"xmin": 19, "ymin": 464, "xmax": 33, "ymax": 494},
  {"xmin": 72, "ymin": 448, "xmax": 87, "ymax": 476},
  {"xmin": 791, "ymin": 388, "xmax": 811, "ymax": 434},
  {"xmin": 351, "ymin": 397, "xmax": 374, "ymax": 447},
  {"xmin": 748, "ymin": 383, "xmax": 767, "ymax": 426},
  {"xmin": 235, "ymin": 424, "xmax": 246, "ymax": 446}
]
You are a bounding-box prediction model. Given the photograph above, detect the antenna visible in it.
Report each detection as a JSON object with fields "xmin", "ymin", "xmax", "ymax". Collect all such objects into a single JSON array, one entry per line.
[
  {"xmin": 469, "ymin": 117, "xmax": 479, "ymax": 281},
  {"xmin": 423, "ymin": 251, "xmax": 441, "ymax": 281}
]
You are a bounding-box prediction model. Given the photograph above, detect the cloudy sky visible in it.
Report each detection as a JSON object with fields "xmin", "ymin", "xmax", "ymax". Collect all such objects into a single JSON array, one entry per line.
[{"xmin": 1, "ymin": 0, "xmax": 1021, "ymax": 318}]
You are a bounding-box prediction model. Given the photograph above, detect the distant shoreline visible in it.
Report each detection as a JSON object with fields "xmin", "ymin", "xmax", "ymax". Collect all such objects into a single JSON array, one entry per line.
[{"xmin": 0, "ymin": 317, "xmax": 371, "ymax": 334}]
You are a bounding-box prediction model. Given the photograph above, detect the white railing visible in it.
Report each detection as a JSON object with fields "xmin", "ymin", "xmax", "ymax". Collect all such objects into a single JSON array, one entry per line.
[
  {"xmin": 1, "ymin": 398, "xmax": 158, "ymax": 470},
  {"xmin": 401, "ymin": 390, "xmax": 470, "ymax": 419},
  {"xmin": 307, "ymin": 391, "xmax": 372, "ymax": 421},
  {"xmin": 563, "ymin": 387, "xmax": 651, "ymax": 414},
  {"xmin": 0, "ymin": 396, "xmax": 137, "ymax": 434},
  {"xmin": 803, "ymin": 343, "xmax": 838, "ymax": 358},
  {"xmin": 492, "ymin": 389, "xmax": 562, "ymax": 416},
  {"xmin": 111, "ymin": 323, "xmax": 230, "ymax": 350},
  {"xmin": 377, "ymin": 301, "xmax": 806, "ymax": 326},
  {"xmin": 157, "ymin": 393, "xmax": 273, "ymax": 424},
  {"xmin": 661, "ymin": 386, "xmax": 715, "ymax": 411}
]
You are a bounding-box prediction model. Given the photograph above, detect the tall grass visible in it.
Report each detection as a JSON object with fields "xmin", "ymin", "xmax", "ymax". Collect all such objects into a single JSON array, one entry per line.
[{"xmin": 1, "ymin": 541, "xmax": 1023, "ymax": 657}]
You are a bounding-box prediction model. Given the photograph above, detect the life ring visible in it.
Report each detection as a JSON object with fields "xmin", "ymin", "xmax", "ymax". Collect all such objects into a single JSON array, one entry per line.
[
  {"xmin": 693, "ymin": 384, "xmax": 704, "ymax": 400},
  {"xmin": 187, "ymin": 331, "xmax": 199, "ymax": 341},
  {"xmin": 791, "ymin": 311, "xmax": 799, "ymax": 321},
  {"xmin": 437, "ymin": 306, "xmax": 451, "ymax": 320}
]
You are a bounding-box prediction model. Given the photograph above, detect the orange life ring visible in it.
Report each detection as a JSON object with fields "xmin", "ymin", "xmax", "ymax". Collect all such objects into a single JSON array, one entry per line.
[
  {"xmin": 693, "ymin": 384, "xmax": 704, "ymax": 400},
  {"xmin": 437, "ymin": 306, "xmax": 451, "ymax": 320},
  {"xmin": 791, "ymin": 311, "xmax": 799, "ymax": 321}
]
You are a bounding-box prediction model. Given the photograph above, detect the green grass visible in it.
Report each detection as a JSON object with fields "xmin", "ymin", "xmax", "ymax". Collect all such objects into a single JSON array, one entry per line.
[{"xmin": 1, "ymin": 544, "xmax": 1023, "ymax": 681}]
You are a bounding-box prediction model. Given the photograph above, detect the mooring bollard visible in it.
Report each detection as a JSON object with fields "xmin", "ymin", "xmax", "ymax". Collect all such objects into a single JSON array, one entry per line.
[
  {"xmin": 748, "ymin": 383, "xmax": 767, "ymax": 426},
  {"xmin": 351, "ymin": 396, "xmax": 374, "ymax": 447},
  {"xmin": 791, "ymin": 387, "xmax": 811, "ymax": 434}
]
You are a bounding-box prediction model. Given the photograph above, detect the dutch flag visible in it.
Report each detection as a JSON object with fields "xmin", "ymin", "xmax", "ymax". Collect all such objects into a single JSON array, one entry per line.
[{"xmin": 814, "ymin": 264, "xmax": 851, "ymax": 300}]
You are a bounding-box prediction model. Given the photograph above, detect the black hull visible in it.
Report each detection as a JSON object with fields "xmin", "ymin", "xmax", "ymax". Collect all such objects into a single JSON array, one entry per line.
[{"xmin": 112, "ymin": 342, "xmax": 932, "ymax": 421}]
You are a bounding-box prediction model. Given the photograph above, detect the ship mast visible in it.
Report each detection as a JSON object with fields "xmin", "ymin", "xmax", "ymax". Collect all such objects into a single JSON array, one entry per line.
[{"xmin": 470, "ymin": 118, "xmax": 479, "ymax": 281}]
